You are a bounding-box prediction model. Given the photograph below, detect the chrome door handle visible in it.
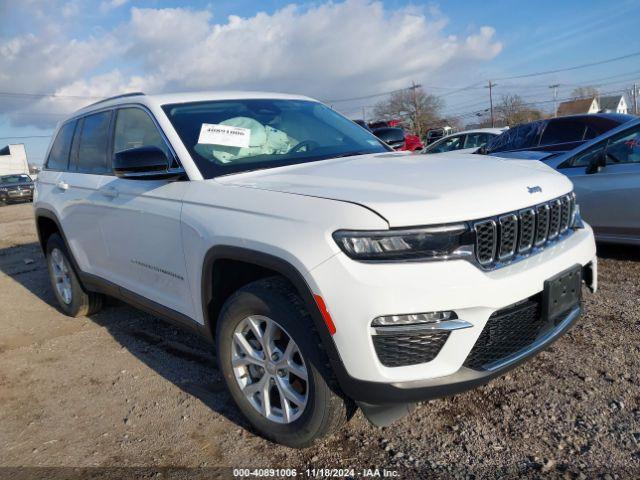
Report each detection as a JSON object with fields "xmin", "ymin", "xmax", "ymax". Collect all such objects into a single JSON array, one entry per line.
[
  {"xmin": 99, "ymin": 187, "xmax": 119, "ymax": 198},
  {"xmin": 56, "ymin": 181, "xmax": 69, "ymax": 191}
]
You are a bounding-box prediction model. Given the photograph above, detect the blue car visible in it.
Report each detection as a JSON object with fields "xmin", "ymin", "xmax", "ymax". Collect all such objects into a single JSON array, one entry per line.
[{"xmin": 493, "ymin": 118, "xmax": 640, "ymax": 245}]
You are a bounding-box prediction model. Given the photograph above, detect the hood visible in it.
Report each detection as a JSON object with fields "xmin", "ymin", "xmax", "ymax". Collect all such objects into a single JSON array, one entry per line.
[{"xmin": 216, "ymin": 152, "xmax": 572, "ymax": 227}]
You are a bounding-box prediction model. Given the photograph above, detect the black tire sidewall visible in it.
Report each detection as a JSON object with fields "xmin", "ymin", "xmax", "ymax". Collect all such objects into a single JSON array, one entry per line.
[
  {"xmin": 45, "ymin": 234, "xmax": 89, "ymax": 317},
  {"xmin": 217, "ymin": 284, "xmax": 336, "ymax": 447}
]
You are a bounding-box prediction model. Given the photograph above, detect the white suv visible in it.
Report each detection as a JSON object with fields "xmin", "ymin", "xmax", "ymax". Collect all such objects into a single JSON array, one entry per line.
[{"xmin": 34, "ymin": 92, "xmax": 597, "ymax": 447}]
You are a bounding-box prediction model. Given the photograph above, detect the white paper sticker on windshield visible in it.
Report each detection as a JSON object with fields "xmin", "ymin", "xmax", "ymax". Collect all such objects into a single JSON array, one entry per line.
[{"xmin": 197, "ymin": 123, "xmax": 251, "ymax": 148}]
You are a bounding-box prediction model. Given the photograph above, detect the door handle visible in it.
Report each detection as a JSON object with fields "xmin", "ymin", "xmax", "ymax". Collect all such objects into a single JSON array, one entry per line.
[
  {"xmin": 56, "ymin": 181, "xmax": 69, "ymax": 191},
  {"xmin": 99, "ymin": 186, "xmax": 119, "ymax": 198}
]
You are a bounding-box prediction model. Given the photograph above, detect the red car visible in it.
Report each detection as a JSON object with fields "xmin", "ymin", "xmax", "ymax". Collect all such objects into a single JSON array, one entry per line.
[
  {"xmin": 370, "ymin": 124, "xmax": 424, "ymax": 151},
  {"xmin": 403, "ymin": 133, "xmax": 424, "ymax": 151}
]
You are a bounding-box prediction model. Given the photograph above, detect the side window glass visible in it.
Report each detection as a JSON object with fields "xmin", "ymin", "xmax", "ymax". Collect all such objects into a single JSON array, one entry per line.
[
  {"xmin": 431, "ymin": 135, "xmax": 462, "ymax": 153},
  {"xmin": 113, "ymin": 108, "xmax": 171, "ymax": 159},
  {"xmin": 46, "ymin": 121, "xmax": 76, "ymax": 171},
  {"xmin": 464, "ymin": 133, "xmax": 488, "ymax": 149},
  {"xmin": 540, "ymin": 121, "xmax": 586, "ymax": 146},
  {"xmin": 567, "ymin": 143, "xmax": 606, "ymax": 168},
  {"xmin": 604, "ymin": 126, "xmax": 640, "ymax": 165},
  {"xmin": 76, "ymin": 111, "xmax": 112, "ymax": 174}
]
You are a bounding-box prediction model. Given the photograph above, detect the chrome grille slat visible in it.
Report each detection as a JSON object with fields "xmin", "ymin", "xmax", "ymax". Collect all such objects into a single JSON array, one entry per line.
[
  {"xmin": 473, "ymin": 193, "xmax": 575, "ymax": 270},
  {"xmin": 474, "ymin": 220, "xmax": 497, "ymax": 265},
  {"xmin": 548, "ymin": 199, "xmax": 562, "ymax": 240},
  {"xmin": 559, "ymin": 195, "xmax": 571, "ymax": 233},
  {"xmin": 498, "ymin": 214, "xmax": 518, "ymax": 260},
  {"xmin": 535, "ymin": 204, "xmax": 550, "ymax": 246},
  {"xmin": 518, "ymin": 209, "xmax": 535, "ymax": 253}
]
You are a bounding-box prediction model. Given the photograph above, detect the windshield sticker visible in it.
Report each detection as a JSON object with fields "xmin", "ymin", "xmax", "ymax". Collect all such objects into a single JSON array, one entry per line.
[{"xmin": 198, "ymin": 123, "xmax": 251, "ymax": 148}]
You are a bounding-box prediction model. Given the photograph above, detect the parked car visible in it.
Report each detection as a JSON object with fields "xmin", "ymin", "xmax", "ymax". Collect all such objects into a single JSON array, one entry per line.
[
  {"xmin": 422, "ymin": 128, "xmax": 507, "ymax": 154},
  {"xmin": 352, "ymin": 119, "xmax": 372, "ymax": 132},
  {"xmin": 425, "ymin": 126, "xmax": 456, "ymax": 145},
  {"xmin": 479, "ymin": 113, "xmax": 635, "ymax": 156},
  {"xmin": 0, "ymin": 173, "xmax": 34, "ymax": 204},
  {"xmin": 516, "ymin": 117, "xmax": 640, "ymax": 245},
  {"xmin": 35, "ymin": 91, "xmax": 596, "ymax": 448},
  {"xmin": 404, "ymin": 133, "xmax": 424, "ymax": 151},
  {"xmin": 372, "ymin": 126, "xmax": 407, "ymax": 150}
]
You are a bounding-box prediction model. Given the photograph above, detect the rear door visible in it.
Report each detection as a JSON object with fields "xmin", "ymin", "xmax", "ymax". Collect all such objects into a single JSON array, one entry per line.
[
  {"xmin": 57, "ymin": 110, "xmax": 114, "ymax": 277},
  {"xmin": 36, "ymin": 121, "xmax": 76, "ymax": 217},
  {"xmin": 559, "ymin": 123, "xmax": 640, "ymax": 240},
  {"xmin": 97, "ymin": 106, "xmax": 194, "ymax": 318}
]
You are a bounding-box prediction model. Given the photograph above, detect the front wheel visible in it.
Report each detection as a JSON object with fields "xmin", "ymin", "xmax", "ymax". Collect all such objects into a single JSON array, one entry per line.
[{"xmin": 216, "ymin": 277, "xmax": 352, "ymax": 448}]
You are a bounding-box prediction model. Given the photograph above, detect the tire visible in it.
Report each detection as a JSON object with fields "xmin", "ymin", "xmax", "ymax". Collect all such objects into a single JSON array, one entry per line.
[
  {"xmin": 45, "ymin": 233, "xmax": 103, "ymax": 317},
  {"xmin": 216, "ymin": 276, "xmax": 352, "ymax": 448}
]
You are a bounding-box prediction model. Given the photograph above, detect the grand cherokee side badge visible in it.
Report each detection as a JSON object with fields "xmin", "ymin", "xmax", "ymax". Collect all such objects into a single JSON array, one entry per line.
[{"xmin": 527, "ymin": 186, "xmax": 542, "ymax": 194}]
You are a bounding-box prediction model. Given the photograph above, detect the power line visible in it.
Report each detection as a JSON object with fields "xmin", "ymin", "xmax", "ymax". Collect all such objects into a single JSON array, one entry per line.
[
  {"xmin": 493, "ymin": 50, "xmax": 640, "ymax": 81},
  {"xmin": 0, "ymin": 91, "xmax": 103, "ymax": 100},
  {"xmin": 0, "ymin": 135, "xmax": 52, "ymax": 140}
]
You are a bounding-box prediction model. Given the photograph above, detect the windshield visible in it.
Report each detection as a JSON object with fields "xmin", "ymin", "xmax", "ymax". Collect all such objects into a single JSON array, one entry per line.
[
  {"xmin": 162, "ymin": 99, "xmax": 389, "ymax": 178},
  {"xmin": 0, "ymin": 174, "xmax": 31, "ymax": 184}
]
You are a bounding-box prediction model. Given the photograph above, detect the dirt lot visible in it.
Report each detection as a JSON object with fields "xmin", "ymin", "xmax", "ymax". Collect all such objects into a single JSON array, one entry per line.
[{"xmin": 0, "ymin": 202, "xmax": 639, "ymax": 479}]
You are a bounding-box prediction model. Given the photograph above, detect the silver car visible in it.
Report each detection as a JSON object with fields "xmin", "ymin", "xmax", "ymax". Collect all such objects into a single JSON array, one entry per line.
[{"xmin": 542, "ymin": 118, "xmax": 640, "ymax": 245}]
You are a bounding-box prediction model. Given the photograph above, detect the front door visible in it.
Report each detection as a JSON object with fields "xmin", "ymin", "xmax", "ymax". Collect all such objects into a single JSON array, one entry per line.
[{"xmin": 97, "ymin": 106, "xmax": 195, "ymax": 319}]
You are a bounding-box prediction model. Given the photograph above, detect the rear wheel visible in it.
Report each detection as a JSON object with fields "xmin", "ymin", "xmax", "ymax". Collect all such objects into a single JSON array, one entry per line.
[
  {"xmin": 45, "ymin": 233, "xmax": 103, "ymax": 317},
  {"xmin": 216, "ymin": 277, "xmax": 352, "ymax": 448}
]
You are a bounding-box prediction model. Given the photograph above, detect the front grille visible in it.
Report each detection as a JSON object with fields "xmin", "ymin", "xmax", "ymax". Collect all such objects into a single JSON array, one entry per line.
[
  {"xmin": 473, "ymin": 193, "xmax": 574, "ymax": 269},
  {"xmin": 372, "ymin": 330, "xmax": 450, "ymax": 367},
  {"xmin": 464, "ymin": 297, "xmax": 552, "ymax": 370}
]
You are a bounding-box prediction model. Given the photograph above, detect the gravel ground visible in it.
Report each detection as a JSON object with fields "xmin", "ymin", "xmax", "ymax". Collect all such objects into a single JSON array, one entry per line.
[{"xmin": 0, "ymin": 202, "xmax": 638, "ymax": 479}]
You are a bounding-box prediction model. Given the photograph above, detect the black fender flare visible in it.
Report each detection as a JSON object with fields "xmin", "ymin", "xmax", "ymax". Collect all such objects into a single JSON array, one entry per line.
[{"xmin": 200, "ymin": 245, "xmax": 353, "ymax": 388}]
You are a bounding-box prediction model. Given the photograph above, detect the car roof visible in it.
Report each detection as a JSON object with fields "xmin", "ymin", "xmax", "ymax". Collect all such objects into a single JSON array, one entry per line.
[{"xmin": 70, "ymin": 91, "xmax": 317, "ymax": 119}]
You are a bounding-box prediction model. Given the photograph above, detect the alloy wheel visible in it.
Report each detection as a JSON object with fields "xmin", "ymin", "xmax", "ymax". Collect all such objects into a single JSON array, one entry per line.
[
  {"xmin": 50, "ymin": 248, "xmax": 72, "ymax": 305},
  {"xmin": 231, "ymin": 315, "xmax": 309, "ymax": 424}
]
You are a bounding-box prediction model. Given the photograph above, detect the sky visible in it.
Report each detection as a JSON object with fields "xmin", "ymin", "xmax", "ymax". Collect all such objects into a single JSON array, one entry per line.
[{"xmin": 1, "ymin": 0, "xmax": 640, "ymax": 165}]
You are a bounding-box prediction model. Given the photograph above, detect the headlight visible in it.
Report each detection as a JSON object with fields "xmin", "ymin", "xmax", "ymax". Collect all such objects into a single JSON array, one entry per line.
[{"xmin": 332, "ymin": 224, "xmax": 474, "ymax": 261}]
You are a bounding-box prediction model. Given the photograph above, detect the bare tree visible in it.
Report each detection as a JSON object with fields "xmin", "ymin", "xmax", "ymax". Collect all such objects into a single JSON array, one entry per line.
[
  {"xmin": 570, "ymin": 86, "xmax": 599, "ymax": 100},
  {"xmin": 373, "ymin": 86, "xmax": 443, "ymax": 136},
  {"xmin": 495, "ymin": 94, "xmax": 544, "ymax": 126}
]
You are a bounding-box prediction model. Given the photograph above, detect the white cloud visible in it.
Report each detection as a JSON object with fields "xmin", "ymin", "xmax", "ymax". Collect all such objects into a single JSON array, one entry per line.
[
  {"xmin": 1, "ymin": 0, "xmax": 502, "ymax": 128},
  {"xmin": 100, "ymin": 0, "xmax": 129, "ymax": 13}
]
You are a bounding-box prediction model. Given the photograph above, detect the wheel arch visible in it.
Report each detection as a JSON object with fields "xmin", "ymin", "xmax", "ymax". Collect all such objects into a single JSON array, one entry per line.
[{"xmin": 201, "ymin": 246, "xmax": 341, "ymax": 364}]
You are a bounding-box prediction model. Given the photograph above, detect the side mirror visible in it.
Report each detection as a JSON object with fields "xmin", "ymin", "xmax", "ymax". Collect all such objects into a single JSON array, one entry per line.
[
  {"xmin": 585, "ymin": 150, "xmax": 606, "ymax": 175},
  {"xmin": 113, "ymin": 146, "xmax": 184, "ymax": 180}
]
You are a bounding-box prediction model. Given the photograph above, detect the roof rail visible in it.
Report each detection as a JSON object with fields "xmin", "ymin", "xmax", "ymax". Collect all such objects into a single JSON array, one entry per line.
[{"xmin": 83, "ymin": 92, "xmax": 145, "ymax": 109}]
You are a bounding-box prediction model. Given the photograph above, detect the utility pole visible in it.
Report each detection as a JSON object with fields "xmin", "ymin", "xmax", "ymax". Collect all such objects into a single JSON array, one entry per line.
[
  {"xmin": 408, "ymin": 81, "xmax": 422, "ymax": 135},
  {"xmin": 362, "ymin": 106, "xmax": 366, "ymax": 123},
  {"xmin": 549, "ymin": 84, "xmax": 559, "ymax": 117},
  {"xmin": 633, "ymin": 83, "xmax": 638, "ymax": 115},
  {"xmin": 485, "ymin": 81, "xmax": 496, "ymax": 127}
]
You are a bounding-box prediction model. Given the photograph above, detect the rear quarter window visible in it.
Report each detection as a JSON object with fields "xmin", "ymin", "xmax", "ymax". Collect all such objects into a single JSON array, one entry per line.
[{"xmin": 46, "ymin": 121, "xmax": 76, "ymax": 171}]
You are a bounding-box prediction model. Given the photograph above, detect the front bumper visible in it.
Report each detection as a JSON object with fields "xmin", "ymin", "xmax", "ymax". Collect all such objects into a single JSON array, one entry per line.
[
  {"xmin": 340, "ymin": 304, "xmax": 581, "ymax": 404},
  {"xmin": 309, "ymin": 225, "xmax": 596, "ymax": 402}
]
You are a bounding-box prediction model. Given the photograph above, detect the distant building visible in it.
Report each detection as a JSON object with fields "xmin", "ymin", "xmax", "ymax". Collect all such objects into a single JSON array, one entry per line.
[
  {"xmin": 557, "ymin": 97, "xmax": 599, "ymax": 116},
  {"xmin": 0, "ymin": 144, "xmax": 29, "ymax": 176},
  {"xmin": 598, "ymin": 95, "xmax": 628, "ymax": 114}
]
